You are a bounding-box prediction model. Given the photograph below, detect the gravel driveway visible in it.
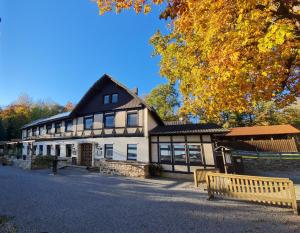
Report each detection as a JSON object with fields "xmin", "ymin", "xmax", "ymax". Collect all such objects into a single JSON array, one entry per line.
[{"xmin": 0, "ymin": 166, "xmax": 299, "ymax": 233}]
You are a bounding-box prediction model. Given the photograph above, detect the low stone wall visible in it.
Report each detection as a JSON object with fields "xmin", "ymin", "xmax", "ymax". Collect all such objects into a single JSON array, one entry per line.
[
  {"xmin": 242, "ymin": 158, "xmax": 300, "ymax": 173},
  {"xmin": 11, "ymin": 158, "xmax": 31, "ymax": 170},
  {"xmin": 95, "ymin": 159, "xmax": 150, "ymax": 178}
]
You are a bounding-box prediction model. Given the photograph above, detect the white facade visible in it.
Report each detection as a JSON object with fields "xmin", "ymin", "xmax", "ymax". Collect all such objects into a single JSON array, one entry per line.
[{"xmin": 22, "ymin": 136, "xmax": 149, "ymax": 166}]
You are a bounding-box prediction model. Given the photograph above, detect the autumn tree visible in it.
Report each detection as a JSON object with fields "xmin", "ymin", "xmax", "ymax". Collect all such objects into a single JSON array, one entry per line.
[
  {"xmin": 64, "ymin": 102, "xmax": 75, "ymax": 112},
  {"xmin": 97, "ymin": 0, "xmax": 300, "ymax": 121},
  {"xmin": 0, "ymin": 95, "xmax": 71, "ymax": 140},
  {"xmin": 219, "ymin": 100, "xmax": 300, "ymax": 128},
  {"xmin": 145, "ymin": 83, "xmax": 180, "ymax": 121}
]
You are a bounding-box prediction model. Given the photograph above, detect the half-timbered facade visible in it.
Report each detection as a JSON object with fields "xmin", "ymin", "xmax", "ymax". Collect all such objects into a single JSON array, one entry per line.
[{"xmin": 21, "ymin": 74, "xmax": 228, "ymax": 173}]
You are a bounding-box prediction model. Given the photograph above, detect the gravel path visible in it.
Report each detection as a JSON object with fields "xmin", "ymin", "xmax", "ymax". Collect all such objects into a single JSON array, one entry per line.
[{"xmin": 0, "ymin": 166, "xmax": 299, "ymax": 233}]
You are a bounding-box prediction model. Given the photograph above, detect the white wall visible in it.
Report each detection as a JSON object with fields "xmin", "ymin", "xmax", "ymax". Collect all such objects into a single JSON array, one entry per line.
[{"xmin": 28, "ymin": 136, "xmax": 149, "ymax": 163}]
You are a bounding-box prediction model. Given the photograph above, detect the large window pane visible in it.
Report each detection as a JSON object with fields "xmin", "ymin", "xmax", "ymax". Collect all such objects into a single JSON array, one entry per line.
[
  {"xmin": 65, "ymin": 120, "xmax": 73, "ymax": 132},
  {"xmin": 104, "ymin": 114, "xmax": 115, "ymax": 128},
  {"xmin": 188, "ymin": 145, "xmax": 202, "ymax": 164},
  {"xmin": 39, "ymin": 126, "xmax": 44, "ymax": 135},
  {"xmin": 39, "ymin": 145, "xmax": 43, "ymax": 155},
  {"xmin": 127, "ymin": 112, "xmax": 138, "ymax": 127},
  {"xmin": 55, "ymin": 122, "xmax": 61, "ymax": 133},
  {"xmin": 84, "ymin": 117, "xmax": 93, "ymax": 130},
  {"xmin": 103, "ymin": 95, "xmax": 110, "ymax": 104},
  {"xmin": 112, "ymin": 94, "xmax": 118, "ymax": 103},
  {"xmin": 159, "ymin": 144, "xmax": 172, "ymax": 163},
  {"xmin": 105, "ymin": 144, "xmax": 113, "ymax": 159},
  {"xmin": 66, "ymin": 144, "xmax": 72, "ymax": 157},
  {"xmin": 55, "ymin": 145, "xmax": 60, "ymax": 156},
  {"xmin": 32, "ymin": 128, "xmax": 37, "ymax": 136},
  {"xmin": 173, "ymin": 144, "xmax": 186, "ymax": 163},
  {"xmin": 46, "ymin": 124, "xmax": 52, "ymax": 134},
  {"xmin": 46, "ymin": 145, "xmax": 51, "ymax": 155},
  {"xmin": 127, "ymin": 144, "xmax": 137, "ymax": 161}
]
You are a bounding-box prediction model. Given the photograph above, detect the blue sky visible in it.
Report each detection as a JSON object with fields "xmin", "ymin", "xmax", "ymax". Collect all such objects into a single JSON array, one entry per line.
[{"xmin": 0, "ymin": 0, "xmax": 168, "ymax": 107}]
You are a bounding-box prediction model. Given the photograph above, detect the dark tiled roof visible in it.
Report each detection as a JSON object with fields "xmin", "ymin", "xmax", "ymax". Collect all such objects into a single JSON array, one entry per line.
[{"xmin": 150, "ymin": 123, "xmax": 228, "ymax": 135}]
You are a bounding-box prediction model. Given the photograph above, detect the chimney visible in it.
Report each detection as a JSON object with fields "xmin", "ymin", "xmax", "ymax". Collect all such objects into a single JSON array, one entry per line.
[{"xmin": 132, "ymin": 87, "xmax": 138, "ymax": 95}]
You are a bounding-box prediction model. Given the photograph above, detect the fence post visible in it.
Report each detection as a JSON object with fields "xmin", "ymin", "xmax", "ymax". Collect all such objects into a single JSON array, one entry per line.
[
  {"xmin": 206, "ymin": 173, "xmax": 214, "ymax": 200},
  {"xmin": 289, "ymin": 181, "xmax": 298, "ymax": 215},
  {"xmin": 194, "ymin": 170, "xmax": 198, "ymax": 188}
]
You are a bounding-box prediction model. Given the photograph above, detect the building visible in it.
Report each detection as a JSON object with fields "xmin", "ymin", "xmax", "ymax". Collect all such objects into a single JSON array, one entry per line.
[
  {"xmin": 219, "ymin": 125, "xmax": 300, "ymax": 152},
  {"xmin": 21, "ymin": 74, "xmax": 228, "ymax": 173}
]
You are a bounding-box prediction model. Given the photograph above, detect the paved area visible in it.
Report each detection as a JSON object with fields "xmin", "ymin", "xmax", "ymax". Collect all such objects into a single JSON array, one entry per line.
[{"xmin": 0, "ymin": 166, "xmax": 300, "ymax": 233}]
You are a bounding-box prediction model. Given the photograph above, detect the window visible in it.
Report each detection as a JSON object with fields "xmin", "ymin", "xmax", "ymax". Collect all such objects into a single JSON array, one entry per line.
[
  {"xmin": 39, "ymin": 126, "xmax": 44, "ymax": 135},
  {"xmin": 112, "ymin": 94, "xmax": 118, "ymax": 103},
  {"xmin": 65, "ymin": 120, "xmax": 73, "ymax": 132},
  {"xmin": 84, "ymin": 116, "xmax": 93, "ymax": 130},
  {"xmin": 127, "ymin": 144, "xmax": 137, "ymax": 161},
  {"xmin": 127, "ymin": 112, "xmax": 138, "ymax": 127},
  {"xmin": 66, "ymin": 144, "xmax": 72, "ymax": 157},
  {"xmin": 104, "ymin": 144, "xmax": 113, "ymax": 159},
  {"xmin": 188, "ymin": 145, "xmax": 202, "ymax": 164},
  {"xmin": 39, "ymin": 145, "xmax": 43, "ymax": 155},
  {"xmin": 55, "ymin": 122, "xmax": 61, "ymax": 133},
  {"xmin": 26, "ymin": 129, "xmax": 30, "ymax": 137},
  {"xmin": 32, "ymin": 128, "xmax": 37, "ymax": 136},
  {"xmin": 46, "ymin": 145, "xmax": 51, "ymax": 155},
  {"xmin": 104, "ymin": 113, "xmax": 115, "ymax": 128},
  {"xmin": 159, "ymin": 144, "xmax": 172, "ymax": 164},
  {"xmin": 33, "ymin": 145, "xmax": 37, "ymax": 155},
  {"xmin": 55, "ymin": 145, "xmax": 60, "ymax": 156},
  {"xmin": 46, "ymin": 124, "xmax": 52, "ymax": 134},
  {"xmin": 173, "ymin": 144, "xmax": 186, "ymax": 164},
  {"xmin": 103, "ymin": 95, "xmax": 110, "ymax": 104}
]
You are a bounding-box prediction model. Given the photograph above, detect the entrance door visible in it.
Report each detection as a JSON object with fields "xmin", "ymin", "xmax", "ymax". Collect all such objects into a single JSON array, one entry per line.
[{"xmin": 81, "ymin": 143, "xmax": 92, "ymax": 167}]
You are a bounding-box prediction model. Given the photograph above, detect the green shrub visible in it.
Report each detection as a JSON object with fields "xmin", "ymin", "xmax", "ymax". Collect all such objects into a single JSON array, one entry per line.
[
  {"xmin": 149, "ymin": 163, "xmax": 162, "ymax": 177},
  {"xmin": 0, "ymin": 156, "xmax": 11, "ymax": 166},
  {"xmin": 32, "ymin": 156, "xmax": 54, "ymax": 169}
]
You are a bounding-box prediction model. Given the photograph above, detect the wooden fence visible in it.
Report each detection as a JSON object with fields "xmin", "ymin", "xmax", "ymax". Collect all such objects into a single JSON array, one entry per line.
[
  {"xmin": 194, "ymin": 169, "xmax": 219, "ymax": 187},
  {"xmin": 205, "ymin": 172, "xmax": 298, "ymax": 214}
]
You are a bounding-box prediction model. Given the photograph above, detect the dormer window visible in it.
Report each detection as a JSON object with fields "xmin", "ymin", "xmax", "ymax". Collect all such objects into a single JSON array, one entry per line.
[
  {"xmin": 103, "ymin": 95, "xmax": 110, "ymax": 104},
  {"xmin": 112, "ymin": 94, "xmax": 118, "ymax": 103}
]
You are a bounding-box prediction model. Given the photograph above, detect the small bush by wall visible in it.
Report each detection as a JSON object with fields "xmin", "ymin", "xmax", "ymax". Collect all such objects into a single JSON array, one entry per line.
[
  {"xmin": 32, "ymin": 156, "xmax": 54, "ymax": 169},
  {"xmin": 0, "ymin": 156, "xmax": 11, "ymax": 166}
]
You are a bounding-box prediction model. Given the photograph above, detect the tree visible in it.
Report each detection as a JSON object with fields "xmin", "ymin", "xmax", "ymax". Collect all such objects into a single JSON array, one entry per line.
[
  {"xmin": 145, "ymin": 83, "xmax": 180, "ymax": 121},
  {"xmin": 0, "ymin": 95, "xmax": 70, "ymax": 140},
  {"xmin": 0, "ymin": 110, "xmax": 6, "ymax": 141},
  {"xmin": 64, "ymin": 102, "xmax": 75, "ymax": 112},
  {"xmin": 97, "ymin": 0, "xmax": 300, "ymax": 121},
  {"xmin": 219, "ymin": 100, "xmax": 300, "ymax": 128}
]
